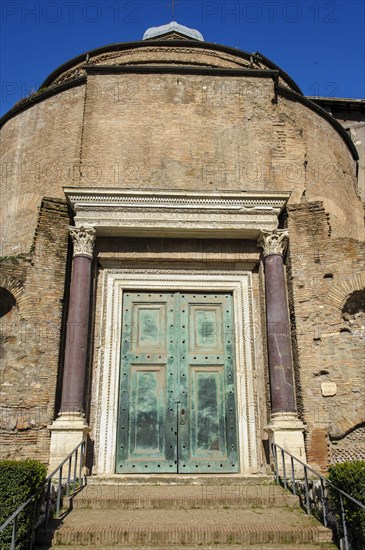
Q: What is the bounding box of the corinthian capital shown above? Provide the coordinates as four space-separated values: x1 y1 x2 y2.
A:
69 226 96 258
258 229 288 257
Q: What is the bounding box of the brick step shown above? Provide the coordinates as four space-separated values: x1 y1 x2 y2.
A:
45 508 333 547
72 484 298 509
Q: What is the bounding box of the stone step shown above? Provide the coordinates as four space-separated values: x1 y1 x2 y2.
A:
47 545 337 550
72 483 298 509
46 507 333 547
86 474 272 485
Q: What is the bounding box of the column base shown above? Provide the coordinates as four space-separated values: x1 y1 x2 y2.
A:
48 412 89 476
265 413 307 476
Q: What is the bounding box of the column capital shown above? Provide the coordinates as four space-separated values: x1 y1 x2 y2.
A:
69 226 96 258
257 229 288 257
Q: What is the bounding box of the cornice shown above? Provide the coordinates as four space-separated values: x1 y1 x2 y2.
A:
64 187 290 239
39 40 302 94
0 77 86 128
84 65 279 79
307 97 365 113
64 187 289 209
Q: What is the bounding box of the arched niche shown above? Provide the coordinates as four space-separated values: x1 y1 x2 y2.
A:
0 287 16 318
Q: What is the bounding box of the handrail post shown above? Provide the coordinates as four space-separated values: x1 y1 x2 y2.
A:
78 441 84 485
304 464 310 515
340 493 349 550
82 440 86 485
290 456 296 495
10 515 17 550
273 444 279 484
56 466 63 517
83 441 86 485
73 448 78 484
320 477 327 527
281 448 287 489
29 496 37 550
78 445 82 481
44 478 51 530
66 456 72 497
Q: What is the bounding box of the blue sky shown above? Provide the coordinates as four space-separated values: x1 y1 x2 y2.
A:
1 0 364 116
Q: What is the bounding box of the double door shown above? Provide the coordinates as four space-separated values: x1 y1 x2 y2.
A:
116 291 239 473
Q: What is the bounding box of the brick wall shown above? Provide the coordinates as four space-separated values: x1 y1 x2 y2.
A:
0 87 85 255
0 198 70 463
286 202 365 470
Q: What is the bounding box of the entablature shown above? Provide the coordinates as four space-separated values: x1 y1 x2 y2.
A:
64 187 290 239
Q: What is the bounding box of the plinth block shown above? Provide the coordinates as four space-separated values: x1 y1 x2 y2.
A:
48 412 89 476
266 413 307 477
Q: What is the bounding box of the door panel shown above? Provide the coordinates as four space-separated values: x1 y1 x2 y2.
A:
191 367 226 455
132 303 166 351
129 366 166 454
116 293 176 473
178 293 239 473
116 291 239 473
189 304 224 352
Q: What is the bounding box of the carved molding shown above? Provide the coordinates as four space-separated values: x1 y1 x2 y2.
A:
64 188 290 238
65 188 288 209
93 268 259 475
69 226 96 258
257 229 288 257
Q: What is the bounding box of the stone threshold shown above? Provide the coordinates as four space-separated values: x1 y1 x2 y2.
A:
49 545 336 550
86 474 273 485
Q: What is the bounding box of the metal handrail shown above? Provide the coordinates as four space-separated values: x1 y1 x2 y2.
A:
0 440 86 550
271 442 365 550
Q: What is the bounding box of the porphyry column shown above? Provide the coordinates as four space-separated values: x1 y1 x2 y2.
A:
60 226 96 413
258 229 296 415
48 226 96 474
258 229 306 466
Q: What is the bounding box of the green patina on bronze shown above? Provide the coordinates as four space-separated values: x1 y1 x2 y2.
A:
116 292 239 473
